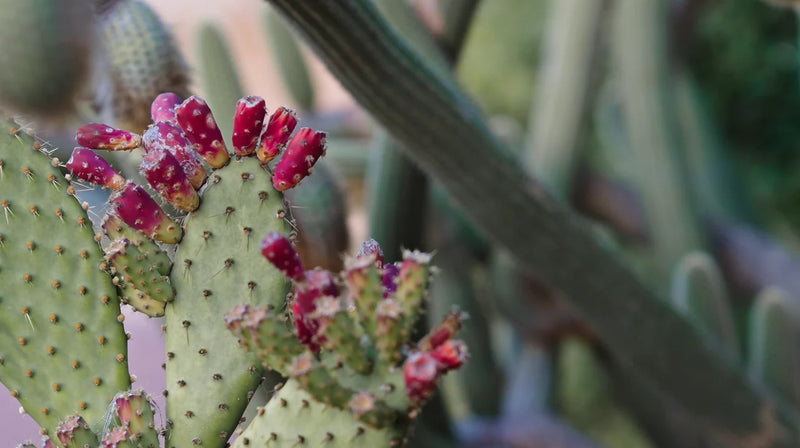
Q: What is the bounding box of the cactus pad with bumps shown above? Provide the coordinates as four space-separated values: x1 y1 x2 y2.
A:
0 119 131 437
165 157 293 447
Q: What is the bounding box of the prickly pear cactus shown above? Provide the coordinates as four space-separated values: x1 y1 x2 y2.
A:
0 118 131 438
227 237 469 447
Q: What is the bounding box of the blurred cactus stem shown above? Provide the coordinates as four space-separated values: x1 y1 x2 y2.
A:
749 288 800 410
264 0 800 443
670 251 740 363
98 0 191 133
524 0 607 197
264 6 315 111
612 0 704 282
0 0 95 116
196 23 245 141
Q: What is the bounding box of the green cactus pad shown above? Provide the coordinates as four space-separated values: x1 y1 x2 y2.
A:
106 238 173 317
232 380 407 448
0 120 130 437
165 157 291 447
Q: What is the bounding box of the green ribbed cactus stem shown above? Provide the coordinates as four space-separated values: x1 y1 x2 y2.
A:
196 23 244 142
557 339 655 448
98 0 191 133
428 243 501 418
263 6 315 111
284 162 349 272
0 118 131 437
612 0 703 282
0 0 94 116
748 288 800 409
670 251 740 363
524 0 607 197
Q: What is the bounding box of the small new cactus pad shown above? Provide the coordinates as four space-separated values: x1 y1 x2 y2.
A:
98 0 191 132
175 96 230 169
151 92 182 123
0 119 130 438
272 128 327 191
227 238 467 447
76 123 142 151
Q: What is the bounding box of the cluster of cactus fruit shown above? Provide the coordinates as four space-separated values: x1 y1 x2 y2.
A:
0 91 467 447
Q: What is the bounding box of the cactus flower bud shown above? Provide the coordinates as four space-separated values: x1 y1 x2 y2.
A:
257 106 297 164
357 238 384 268
111 182 182 244
175 95 230 168
261 232 305 281
150 92 182 123
232 95 267 156
140 148 200 212
66 147 126 190
404 351 440 404
142 122 207 188
272 128 326 191
76 123 141 151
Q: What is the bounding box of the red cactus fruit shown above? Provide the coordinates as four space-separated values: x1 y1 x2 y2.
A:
272 128 327 191
404 351 440 404
142 122 207 188
261 231 305 281
232 95 268 156
150 92 182 123
431 339 468 371
140 148 200 212
175 95 230 168
66 147 125 190
293 269 339 351
357 238 385 268
257 106 297 164
111 182 182 244
76 123 141 151
382 263 399 298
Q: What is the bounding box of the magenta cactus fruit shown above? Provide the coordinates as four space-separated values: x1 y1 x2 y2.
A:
292 268 340 350
257 106 297 164
382 263 399 298
76 123 142 151
404 351 440 404
66 147 126 190
260 231 305 281
150 92 182 123
174 95 230 168
111 182 182 244
142 121 207 188
232 95 268 156
272 127 327 191
140 148 200 212
431 339 468 371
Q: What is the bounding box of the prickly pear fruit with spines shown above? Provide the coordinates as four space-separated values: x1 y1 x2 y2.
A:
111 182 182 243
175 95 230 168
76 123 142 151
66 147 126 191
141 122 207 188
257 107 297 164
0 119 131 438
57 415 99 448
272 128 327 191
98 0 191 132
150 92 182 123
260 231 305 281
227 237 467 447
233 95 268 156
140 148 200 212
